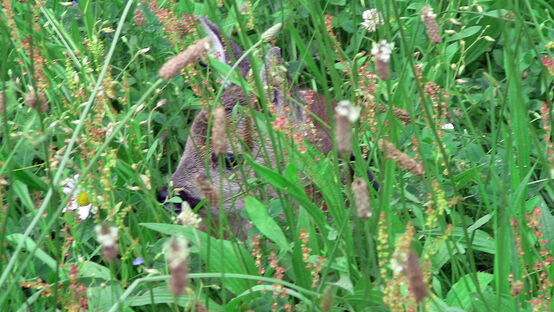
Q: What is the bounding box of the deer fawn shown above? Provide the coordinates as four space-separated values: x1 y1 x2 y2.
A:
158 16 375 235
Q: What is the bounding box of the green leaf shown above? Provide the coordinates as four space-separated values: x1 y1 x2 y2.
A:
228 284 310 310
12 180 34 212
80 261 111 281
446 272 494 308
468 214 492 232
454 165 483 189
446 26 482 42
244 196 289 251
6 234 57 270
244 156 327 233
126 285 192 307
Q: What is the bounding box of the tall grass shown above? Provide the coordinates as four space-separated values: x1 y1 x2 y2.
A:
0 0 553 311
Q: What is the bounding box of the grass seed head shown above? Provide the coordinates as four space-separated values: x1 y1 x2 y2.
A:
510 280 524 297
159 37 210 80
211 106 228 157
371 40 394 80
320 286 334 311
352 177 371 218
166 235 190 297
334 100 359 155
378 139 425 177
405 251 427 302
194 174 219 207
421 5 442 44
261 22 282 42
24 91 49 112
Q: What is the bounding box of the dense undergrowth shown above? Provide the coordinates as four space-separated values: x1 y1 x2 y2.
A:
1 0 554 311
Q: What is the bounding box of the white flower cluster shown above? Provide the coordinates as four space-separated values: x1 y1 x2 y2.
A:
421 5 437 19
95 224 119 247
335 100 361 123
371 40 394 62
176 202 202 228
361 9 383 32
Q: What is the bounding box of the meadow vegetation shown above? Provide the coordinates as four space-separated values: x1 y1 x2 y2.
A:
1 0 553 311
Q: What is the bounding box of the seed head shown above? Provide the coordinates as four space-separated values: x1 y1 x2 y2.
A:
95 223 119 262
159 37 210 80
134 8 145 26
24 91 49 112
261 23 282 42
320 286 334 311
404 251 427 302
211 106 228 157
371 40 394 80
351 178 372 218
166 235 189 297
378 139 424 177
334 100 360 155
510 280 524 297
377 105 412 124
242 115 254 151
194 174 220 207
0 92 4 113
421 5 442 44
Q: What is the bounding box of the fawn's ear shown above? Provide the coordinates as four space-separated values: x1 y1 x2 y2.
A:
198 15 251 78
259 47 305 120
260 47 286 108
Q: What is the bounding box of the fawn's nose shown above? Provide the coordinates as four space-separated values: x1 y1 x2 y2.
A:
157 186 169 203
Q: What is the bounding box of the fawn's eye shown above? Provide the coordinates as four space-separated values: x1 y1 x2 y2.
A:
212 152 241 170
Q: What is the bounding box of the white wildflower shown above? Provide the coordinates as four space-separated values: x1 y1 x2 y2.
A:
176 202 202 228
60 174 97 220
390 251 408 274
440 123 454 130
335 100 361 123
371 40 394 62
361 9 383 32
95 224 119 247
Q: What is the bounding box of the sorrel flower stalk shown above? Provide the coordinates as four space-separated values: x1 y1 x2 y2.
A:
383 222 418 311
134 7 146 26
251 234 266 278
542 55 554 76
268 251 291 311
142 0 196 48
299 228 325 288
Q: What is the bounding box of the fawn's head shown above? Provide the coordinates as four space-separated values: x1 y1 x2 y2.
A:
158 16 334 231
